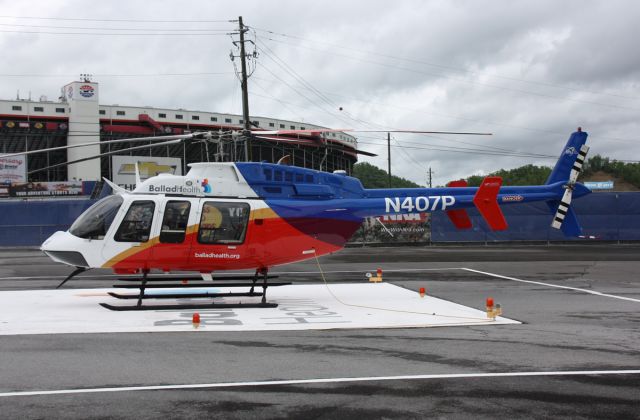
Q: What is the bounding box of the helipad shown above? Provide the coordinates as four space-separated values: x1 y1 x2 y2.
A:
0 283 519 335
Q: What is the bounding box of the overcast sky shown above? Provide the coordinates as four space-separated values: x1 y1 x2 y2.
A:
1 0 639 186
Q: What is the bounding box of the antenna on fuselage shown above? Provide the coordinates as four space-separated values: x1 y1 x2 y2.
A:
102 177 128 195
134 162 142 188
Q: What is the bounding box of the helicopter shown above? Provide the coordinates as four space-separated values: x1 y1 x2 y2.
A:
28 127 590 310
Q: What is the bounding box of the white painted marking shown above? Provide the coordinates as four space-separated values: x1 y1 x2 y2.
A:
463 268 640 303
0 283 518 336
1 370 638 398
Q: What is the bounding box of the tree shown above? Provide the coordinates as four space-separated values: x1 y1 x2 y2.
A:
466 156 640 188
352 162 423 188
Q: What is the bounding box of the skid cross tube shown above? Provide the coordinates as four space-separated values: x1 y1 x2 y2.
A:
100 268 284 311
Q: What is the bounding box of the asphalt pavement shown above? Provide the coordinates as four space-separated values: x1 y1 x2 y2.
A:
0 244 639 419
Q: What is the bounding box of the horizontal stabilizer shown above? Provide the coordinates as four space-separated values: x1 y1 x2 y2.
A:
473 176 507 230
446 179 472 229
447 179 468 188
446 209 473 229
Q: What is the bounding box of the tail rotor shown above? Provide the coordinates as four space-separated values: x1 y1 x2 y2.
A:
549 135 590 233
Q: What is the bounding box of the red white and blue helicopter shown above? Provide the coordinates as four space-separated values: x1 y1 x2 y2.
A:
33 127 589 310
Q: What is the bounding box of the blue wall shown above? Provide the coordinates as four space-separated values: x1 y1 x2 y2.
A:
0 199 95 246
431 192 640 242
1 192 639 246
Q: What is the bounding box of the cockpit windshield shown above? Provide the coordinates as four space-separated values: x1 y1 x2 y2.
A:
69 195 123 240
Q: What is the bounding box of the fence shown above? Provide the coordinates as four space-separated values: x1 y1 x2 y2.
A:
431 192 639 242
0 199 95 246
0 192 638 247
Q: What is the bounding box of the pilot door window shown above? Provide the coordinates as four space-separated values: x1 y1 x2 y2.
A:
159 201 191 244
114 201 155 243
198 202 250 244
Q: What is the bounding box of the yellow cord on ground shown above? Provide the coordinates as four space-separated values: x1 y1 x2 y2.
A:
312 250 491 323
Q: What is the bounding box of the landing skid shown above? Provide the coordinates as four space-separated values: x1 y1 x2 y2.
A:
100 302 278 311
116 274 279 282
107 291 264 300
100 268 283 311
112 281 290 289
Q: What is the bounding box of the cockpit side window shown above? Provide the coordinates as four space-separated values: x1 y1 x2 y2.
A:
198 202 250 244
69 195 123 240
114 200 155 243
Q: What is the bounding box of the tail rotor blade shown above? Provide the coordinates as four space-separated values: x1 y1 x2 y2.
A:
569 144 590 184
551 188 573 230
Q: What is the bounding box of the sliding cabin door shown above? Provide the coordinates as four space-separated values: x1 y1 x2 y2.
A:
150 199 194 271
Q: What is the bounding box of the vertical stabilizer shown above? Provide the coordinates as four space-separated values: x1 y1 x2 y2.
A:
546 128 589 185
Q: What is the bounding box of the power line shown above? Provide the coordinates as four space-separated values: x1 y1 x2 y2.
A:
256 58 359 129
0 23 233 31
251 74 640 145
257 38 374 128
0 15 234 23
259 36 640 113
252 26 640 102
0 72 234 78
358 140 557 159
390 135 429 174
0 30 230 36
255 43 369 129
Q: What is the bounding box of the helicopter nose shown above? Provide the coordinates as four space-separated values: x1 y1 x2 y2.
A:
41 231 90 268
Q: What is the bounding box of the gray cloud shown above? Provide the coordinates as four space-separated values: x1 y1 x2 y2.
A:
1 0 639 185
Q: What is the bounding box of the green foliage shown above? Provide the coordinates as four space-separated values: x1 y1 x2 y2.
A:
353 155 640 190
466 164 552 186
464 156 640 188
352 162 423 188
582 154 640 187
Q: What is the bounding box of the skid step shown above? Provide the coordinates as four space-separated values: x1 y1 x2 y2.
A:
108 291 263 300
100 302 278 311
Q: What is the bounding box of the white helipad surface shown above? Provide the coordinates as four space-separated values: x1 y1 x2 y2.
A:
0 283 519 335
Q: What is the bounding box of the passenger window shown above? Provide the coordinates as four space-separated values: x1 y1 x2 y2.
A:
115 201 155 242
160 201 191 243
198 202 250 244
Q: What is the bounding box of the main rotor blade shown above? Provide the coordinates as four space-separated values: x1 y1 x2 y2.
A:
253 128 492 136
27 138 183 175
1 133 198 159
349 130 493 135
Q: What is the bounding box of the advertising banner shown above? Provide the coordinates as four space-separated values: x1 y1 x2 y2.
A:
584 181 614 190
112 155 182 189
6 181 84 198
0 154 27 185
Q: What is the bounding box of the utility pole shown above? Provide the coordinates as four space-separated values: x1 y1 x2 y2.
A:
428 167 433 188
238 16 251 161
387 132 391 188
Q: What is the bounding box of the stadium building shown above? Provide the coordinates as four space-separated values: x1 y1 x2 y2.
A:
0 79 359 190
